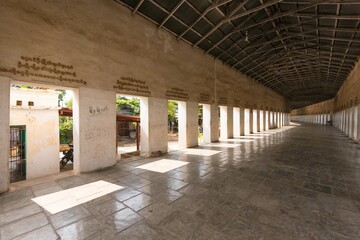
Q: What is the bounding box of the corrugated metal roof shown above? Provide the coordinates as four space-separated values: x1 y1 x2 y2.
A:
115 0 360 109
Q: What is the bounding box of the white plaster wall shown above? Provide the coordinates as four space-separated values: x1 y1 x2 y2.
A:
227 107 233 139
252 110 258 133
265 111 269 130
140 97 168 155
202 104 211 143
244 109 250 135
353 106 358 141
211 104 220 142
75 87 117 172
357 105 360 143
10 109 59 179
220 106 228 140
240 107 245 136
233 107 240 136
178 101 198 148
10 88 59 109
0 77 10 193
0 1 288 111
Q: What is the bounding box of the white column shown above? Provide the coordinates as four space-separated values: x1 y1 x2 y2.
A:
73 87 117 173
178 101 198 148
346 108 350 136
139 97 168 156
265 111 269 130
240 107 245 136
349 107 354 139
357 105 360 143
244 108 250 135
0 77 10 193
252 109 257 133
353 106 358 141
233 107 240 136
220 106 228 140
227 107 233 138
203 104 219 143
259 110 264 131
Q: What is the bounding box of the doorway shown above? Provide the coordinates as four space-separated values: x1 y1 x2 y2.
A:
9 125 26 183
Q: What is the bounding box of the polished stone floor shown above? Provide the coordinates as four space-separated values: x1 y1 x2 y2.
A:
1 123 360 240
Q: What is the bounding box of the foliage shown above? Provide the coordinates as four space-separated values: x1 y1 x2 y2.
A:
56 89 66 107
116 97 140 116
168 100 178 125
65 99 73 108
59 91 73 144
59 116 73 144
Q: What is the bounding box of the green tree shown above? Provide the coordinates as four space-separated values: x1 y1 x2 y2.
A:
116 97 140 116
56 89 66 107
59 116 73 144
65 99 73 108
168 101 178 124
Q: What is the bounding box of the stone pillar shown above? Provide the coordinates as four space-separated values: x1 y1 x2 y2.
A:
220 106 227 139
139 97 168 156
227 106 233 138
250 108 254 133
244 108 250 135
73 87 117 173
263 110 267 130
0 77 10 193
349 107 354 139
203 104 219 143
240 107 245 136
265 111 270 131
257 110 262 132
357 105 360 143
178 101 198 148
233 107 240 136
272 111 276 128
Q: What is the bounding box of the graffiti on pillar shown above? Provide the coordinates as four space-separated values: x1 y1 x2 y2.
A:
85 128 110 141
165 87 189 100
89 105 109 115
218 97 228 105
199 93 210 103
0 56 87 86
113 77 151 96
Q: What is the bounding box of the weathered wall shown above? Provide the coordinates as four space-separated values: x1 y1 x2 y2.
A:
0 0 288 111
291 99 334 116
10 109 60 179
73 87 117 173
9 88 60 179
0 77 10 192
334 60 360 111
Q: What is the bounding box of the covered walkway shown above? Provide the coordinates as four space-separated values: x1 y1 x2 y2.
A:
1 123 360 239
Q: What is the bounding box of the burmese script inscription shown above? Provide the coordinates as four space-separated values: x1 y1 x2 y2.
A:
166 87 189 100
0 56 87 85
113 77 151 96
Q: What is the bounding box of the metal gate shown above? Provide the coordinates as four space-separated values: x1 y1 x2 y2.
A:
9 126 26 183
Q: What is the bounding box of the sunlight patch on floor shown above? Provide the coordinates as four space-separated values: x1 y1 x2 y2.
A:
221 139 254 142
136 159 189 173
203 143 240 148
235 135 264 139
180 148 221 156
32 180 124 214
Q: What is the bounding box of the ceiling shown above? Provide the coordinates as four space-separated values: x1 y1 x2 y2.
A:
114 0 360 109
